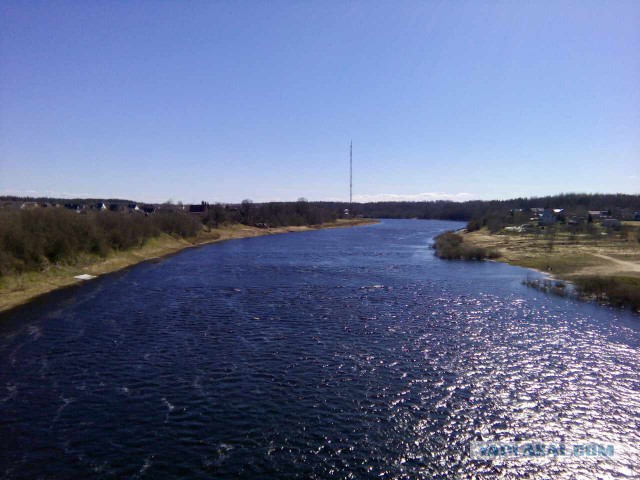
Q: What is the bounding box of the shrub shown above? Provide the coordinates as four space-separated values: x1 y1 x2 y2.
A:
151 212 201 237
433 232 501 260
466 219 482 232
573 276 640 311
0 209 203 277
0 201 344 278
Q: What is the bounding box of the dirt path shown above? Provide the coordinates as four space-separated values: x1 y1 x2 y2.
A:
571 252 640 276
462 229 640 279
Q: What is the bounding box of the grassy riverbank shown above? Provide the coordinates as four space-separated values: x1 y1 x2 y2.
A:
0 218 376 313
459 227 640 311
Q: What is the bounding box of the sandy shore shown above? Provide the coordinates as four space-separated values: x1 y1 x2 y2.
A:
0 218 377 314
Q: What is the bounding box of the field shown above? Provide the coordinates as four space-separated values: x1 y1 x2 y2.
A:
462 225 640 310
463 227 640 277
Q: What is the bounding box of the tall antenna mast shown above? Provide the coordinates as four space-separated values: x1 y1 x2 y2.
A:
349 140 353 204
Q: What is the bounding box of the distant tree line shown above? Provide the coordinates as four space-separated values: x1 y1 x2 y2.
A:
0 199 341 276
0 196 136 204
200 199 339 228
344 193 640 221
2 193 639 276
449 193 640 232
5 193 638 223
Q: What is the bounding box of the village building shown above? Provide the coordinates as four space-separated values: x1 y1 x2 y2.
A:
538 210 556 226
20 202 39 210
64 203 82 213
188 202 208 214
602 218 621 230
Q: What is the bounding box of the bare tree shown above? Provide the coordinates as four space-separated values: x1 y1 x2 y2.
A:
240 199 253 224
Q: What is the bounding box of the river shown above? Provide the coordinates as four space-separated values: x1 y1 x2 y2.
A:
1 219 638 478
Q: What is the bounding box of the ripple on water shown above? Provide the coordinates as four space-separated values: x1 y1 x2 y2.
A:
0 220 638 478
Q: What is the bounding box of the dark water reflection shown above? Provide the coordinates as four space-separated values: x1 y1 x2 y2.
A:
1 220 639 478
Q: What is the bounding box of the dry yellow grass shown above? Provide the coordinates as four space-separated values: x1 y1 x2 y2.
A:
0 218 376 313
463 228 640 279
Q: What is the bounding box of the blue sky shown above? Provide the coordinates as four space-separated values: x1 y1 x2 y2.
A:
1 1 638 203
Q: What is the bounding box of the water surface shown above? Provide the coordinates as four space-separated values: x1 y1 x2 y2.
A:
1 220 639 478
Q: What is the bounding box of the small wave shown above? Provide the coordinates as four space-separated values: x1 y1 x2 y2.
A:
27 325 42 339
161 397 175 411
139 455 153 474
0 384 18 403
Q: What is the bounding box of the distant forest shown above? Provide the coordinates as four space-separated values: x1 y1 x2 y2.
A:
1 193 639 277
0 200 339 276
3 193 640 222
344 193 640 220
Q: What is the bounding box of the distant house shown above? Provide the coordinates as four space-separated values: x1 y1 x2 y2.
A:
64 203 82 213
109 204 124 212
602 218 621 230
634 212 640 221
127 203 140 212
157 204 182 213
530 208 545 214
20 202 39 210
552 208 564 214
188 202 207 214
343 208 350 217
94 202 107 211
141 205 156 214
539 210 556 227
588 211 602 218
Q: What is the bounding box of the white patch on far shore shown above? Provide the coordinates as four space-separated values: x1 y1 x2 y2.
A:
74 274 96 280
